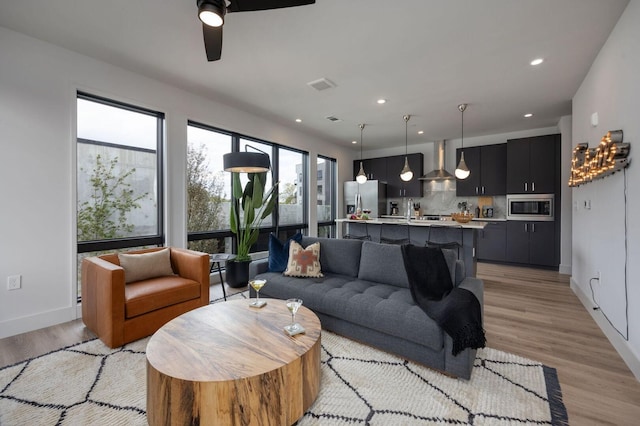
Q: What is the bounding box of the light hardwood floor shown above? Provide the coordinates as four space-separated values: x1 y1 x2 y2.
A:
1 263 639 424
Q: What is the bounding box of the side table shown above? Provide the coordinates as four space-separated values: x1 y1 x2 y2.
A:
209 253 236 301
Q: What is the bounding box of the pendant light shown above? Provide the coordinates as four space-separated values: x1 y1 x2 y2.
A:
455 103 470 180
400 114 413 181
355 123 368 184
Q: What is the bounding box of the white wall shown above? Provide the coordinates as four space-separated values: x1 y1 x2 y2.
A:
571 0 640 379
0 26 353 338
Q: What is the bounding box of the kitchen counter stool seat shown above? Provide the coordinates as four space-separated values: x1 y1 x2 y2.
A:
425 224 463 258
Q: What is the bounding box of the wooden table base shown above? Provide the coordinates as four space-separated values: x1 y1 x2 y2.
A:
146 299 321 425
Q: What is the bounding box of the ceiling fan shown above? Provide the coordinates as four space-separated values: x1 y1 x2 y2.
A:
197 0 316 61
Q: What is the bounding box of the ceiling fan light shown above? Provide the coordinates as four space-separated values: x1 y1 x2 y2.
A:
455 152 470 179
400 157 413 181
198 1 225 27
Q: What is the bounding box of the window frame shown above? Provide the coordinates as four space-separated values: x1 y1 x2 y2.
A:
76 91 165 254
186 121 309 254
317 155 337 237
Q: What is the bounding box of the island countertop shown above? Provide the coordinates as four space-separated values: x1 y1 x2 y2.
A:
335 217 487 229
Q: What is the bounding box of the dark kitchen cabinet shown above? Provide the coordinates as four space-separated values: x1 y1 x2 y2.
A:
506 135 559 194
354 153 423 197
506 221 557 267
387 153 424 198
456 144 507 196
455 147 481 196
477 221 507 262
353 157 387 181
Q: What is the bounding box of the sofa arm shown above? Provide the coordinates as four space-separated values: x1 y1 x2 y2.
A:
249 258 269 279
458 277 484 320
81 256 126 347
169 248 210 304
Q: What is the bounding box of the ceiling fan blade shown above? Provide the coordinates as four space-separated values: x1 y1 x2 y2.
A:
228 0 315 13
202 24 223 61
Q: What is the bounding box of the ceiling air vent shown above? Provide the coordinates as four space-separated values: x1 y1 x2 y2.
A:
307 78 336 91
325 116 341 122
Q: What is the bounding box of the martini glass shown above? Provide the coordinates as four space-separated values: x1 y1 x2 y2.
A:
285 298 303 334
249 279 267 308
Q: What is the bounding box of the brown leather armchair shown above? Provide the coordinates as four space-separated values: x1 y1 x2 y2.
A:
81 247 210 348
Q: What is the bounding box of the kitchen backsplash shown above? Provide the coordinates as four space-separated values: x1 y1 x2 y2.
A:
387 192 506 219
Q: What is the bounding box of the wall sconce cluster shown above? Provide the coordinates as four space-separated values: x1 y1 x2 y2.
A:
568 130 630 187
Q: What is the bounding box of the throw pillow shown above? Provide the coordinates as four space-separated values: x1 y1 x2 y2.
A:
284 241 323 278
268 232 303 272
118 248 175 284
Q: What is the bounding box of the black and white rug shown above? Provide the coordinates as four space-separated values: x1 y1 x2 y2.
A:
1 292 567 425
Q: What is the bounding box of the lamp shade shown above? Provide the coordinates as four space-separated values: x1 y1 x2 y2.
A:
223 152 270 173
355 161 367 184
400 157 413 181
455 152 470 179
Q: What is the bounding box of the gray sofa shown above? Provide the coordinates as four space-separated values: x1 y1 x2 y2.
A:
249 236 483 379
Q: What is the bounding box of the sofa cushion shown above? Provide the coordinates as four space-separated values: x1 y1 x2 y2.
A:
301 236 363 277
268 232 302 272
357 241 409 288
118 248 174 284
124 275 201 318
284 241 323 277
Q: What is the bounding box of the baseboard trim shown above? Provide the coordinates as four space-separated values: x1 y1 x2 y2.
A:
558 263 571 275
571 277 640 381
0 307 77 339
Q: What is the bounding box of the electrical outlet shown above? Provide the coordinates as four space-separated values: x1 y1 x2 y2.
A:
597 271 602 283
7 275 21 290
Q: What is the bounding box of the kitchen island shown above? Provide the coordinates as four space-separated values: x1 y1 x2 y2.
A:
335 217 487 277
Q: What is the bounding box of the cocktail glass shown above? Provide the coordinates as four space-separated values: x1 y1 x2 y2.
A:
249 279 267 308
284 298 303 334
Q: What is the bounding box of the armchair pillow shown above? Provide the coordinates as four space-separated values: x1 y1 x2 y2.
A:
284 241 323 278
118 248 175 284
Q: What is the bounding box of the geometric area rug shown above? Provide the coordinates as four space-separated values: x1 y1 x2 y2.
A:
0 331 568 425
0 330 568 426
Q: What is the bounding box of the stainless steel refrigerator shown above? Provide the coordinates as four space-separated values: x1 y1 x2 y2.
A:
344 180 387 218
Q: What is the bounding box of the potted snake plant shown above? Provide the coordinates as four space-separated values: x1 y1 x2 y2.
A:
226 171 278 287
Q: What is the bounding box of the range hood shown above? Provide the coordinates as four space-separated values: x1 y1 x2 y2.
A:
419 140 455 180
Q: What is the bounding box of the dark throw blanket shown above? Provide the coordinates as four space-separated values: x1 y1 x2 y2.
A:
401 244 486 356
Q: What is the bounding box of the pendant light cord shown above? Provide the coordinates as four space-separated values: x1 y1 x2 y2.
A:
461 107 464 149
405 116 408 155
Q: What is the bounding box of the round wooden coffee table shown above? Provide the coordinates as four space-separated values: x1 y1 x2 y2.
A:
146 298 321 426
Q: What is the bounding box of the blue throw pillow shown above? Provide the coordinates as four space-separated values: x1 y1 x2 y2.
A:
268 232 303 272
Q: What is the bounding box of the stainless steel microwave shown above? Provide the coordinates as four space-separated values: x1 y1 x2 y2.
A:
506 194 554 221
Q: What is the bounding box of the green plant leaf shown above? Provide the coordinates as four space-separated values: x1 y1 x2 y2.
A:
252 173 264 206
244 195 255 225
232 173 243 199
230 200 237 234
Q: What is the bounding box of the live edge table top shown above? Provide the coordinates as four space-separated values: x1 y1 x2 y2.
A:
146 298 322 426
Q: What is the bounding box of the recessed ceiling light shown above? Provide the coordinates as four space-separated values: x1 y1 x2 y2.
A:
377 99 387 105
418 130 424 135
530 58 544 66
524 113 534 118
351 140 357 144
295 118 302 123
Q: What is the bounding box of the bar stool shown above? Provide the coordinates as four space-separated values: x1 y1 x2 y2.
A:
380 223 411 245
209 253 236 301
344 221 371 241
425 225 463 258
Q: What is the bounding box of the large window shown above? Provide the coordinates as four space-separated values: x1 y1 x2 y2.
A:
76 92 164 298
187 122 309 255
187 123 232 254
277 146 306 226
317 155 336 237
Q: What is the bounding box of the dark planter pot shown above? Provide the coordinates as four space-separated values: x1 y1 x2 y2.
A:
226 260 250 288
